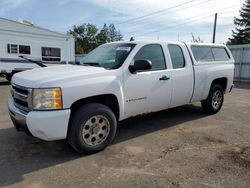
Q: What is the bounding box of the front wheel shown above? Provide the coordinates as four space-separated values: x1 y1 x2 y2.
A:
67 103 117 154
201 84 224 115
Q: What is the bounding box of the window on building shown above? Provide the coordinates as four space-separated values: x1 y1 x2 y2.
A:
7 44 31 54
19 45 31 54
7 44 18 54
41 47 61 62
134 44 166 71
168 44 185 69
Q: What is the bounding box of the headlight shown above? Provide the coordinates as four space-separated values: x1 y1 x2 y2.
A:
33 88 62 110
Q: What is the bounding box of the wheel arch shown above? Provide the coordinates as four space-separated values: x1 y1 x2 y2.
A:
211 77 228 93
69 94 120 121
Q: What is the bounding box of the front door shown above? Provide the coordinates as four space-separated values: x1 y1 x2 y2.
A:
123 44 172 117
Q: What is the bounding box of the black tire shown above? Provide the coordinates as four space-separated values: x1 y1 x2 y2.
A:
201 84 224 115
5 73 13 83
67 103 117 154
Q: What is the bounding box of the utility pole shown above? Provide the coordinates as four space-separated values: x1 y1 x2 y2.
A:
212 13 218 43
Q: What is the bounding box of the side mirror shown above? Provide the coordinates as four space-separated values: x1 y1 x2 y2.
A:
129 59 152 73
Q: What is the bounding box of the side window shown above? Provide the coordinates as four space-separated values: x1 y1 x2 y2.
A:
19 45 30 54
212 47 230 61
7 44 31 54
7 44 18 54
191 46 214 61
134 44 166 70
41 47 61 62
168 44 185 69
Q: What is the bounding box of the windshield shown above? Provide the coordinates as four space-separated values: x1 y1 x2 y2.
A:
80 43 136 69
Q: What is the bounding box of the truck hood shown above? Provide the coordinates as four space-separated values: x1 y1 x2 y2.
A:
12 65 111 88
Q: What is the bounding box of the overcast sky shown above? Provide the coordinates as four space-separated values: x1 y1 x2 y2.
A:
0 0 245 43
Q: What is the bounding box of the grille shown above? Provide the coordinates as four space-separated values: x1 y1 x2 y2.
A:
12 85 28 95
11 84 32 112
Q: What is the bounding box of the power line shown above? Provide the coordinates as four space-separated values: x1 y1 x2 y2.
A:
141 12 237 36
124 3 242 36
219 10 239 15
128 4 241 34
117 0 201 25
124 14 213 35
144 14 215 35
153 0 210 18
122 0 212 27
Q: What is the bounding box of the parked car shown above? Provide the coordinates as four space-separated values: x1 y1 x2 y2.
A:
8 41 234 153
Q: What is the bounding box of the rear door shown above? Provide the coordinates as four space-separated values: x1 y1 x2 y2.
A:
167 44 194 108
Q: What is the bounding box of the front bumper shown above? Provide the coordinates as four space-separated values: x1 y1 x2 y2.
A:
8 97 31 135
8 97 71 141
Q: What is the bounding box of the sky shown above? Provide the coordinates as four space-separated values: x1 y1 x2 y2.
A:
0 0 245 43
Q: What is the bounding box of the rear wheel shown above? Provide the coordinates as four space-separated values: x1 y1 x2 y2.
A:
67 103 117 154
201 84 224 114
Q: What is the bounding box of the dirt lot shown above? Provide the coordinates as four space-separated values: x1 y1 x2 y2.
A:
0 77 250 188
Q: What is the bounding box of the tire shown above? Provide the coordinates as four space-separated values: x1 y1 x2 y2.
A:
67 103 117 154
6 73 13 83
201 84 224 115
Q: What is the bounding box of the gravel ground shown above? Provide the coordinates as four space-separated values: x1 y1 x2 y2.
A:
0 77 250 188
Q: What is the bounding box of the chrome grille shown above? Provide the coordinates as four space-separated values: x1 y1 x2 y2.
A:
11 84 32 112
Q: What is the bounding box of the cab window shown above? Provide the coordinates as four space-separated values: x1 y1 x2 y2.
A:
134 44 166 71
168 44 185 69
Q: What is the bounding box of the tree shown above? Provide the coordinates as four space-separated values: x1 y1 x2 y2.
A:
106 24 123 42
96 24 108 44
228 0 250 44
115 30 123 41
68 23 99 54
69 23 123 54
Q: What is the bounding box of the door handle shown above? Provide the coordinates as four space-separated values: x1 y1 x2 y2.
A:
159 75 170 81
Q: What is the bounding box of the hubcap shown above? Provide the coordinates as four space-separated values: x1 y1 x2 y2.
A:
82 115 110 146
212 90 222 110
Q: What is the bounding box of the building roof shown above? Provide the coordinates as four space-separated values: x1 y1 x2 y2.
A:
0 17 71 38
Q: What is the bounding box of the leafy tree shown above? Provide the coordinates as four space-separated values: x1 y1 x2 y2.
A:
96 24 108 44
228 0 250 44
115 30 123 41
69 23 123 54
68 23 98 54
107 24 123 42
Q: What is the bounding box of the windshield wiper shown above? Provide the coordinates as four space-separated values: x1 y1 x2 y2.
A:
82 62 101 67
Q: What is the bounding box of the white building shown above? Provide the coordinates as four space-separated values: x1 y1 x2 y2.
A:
0 17 75 81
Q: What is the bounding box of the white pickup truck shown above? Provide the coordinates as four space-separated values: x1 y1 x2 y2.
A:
8 41 234 153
